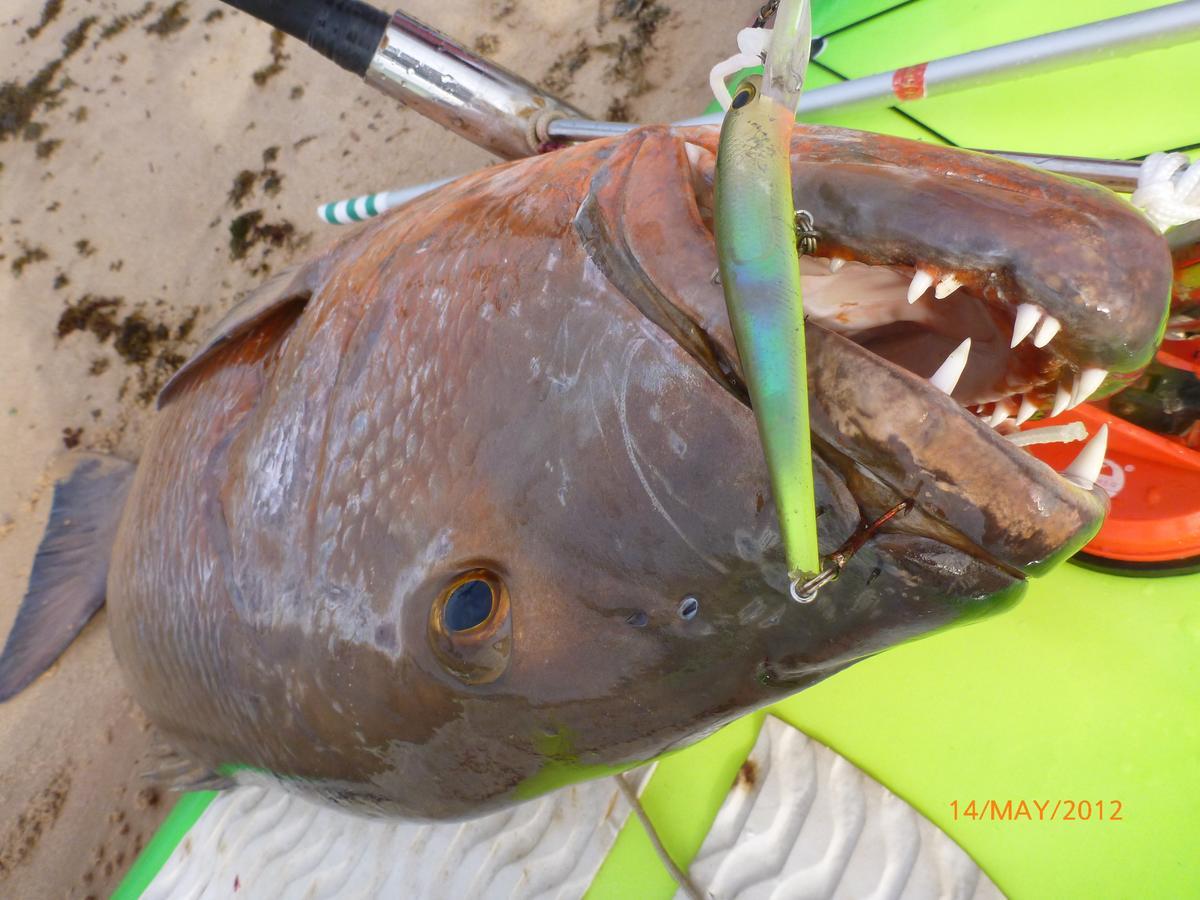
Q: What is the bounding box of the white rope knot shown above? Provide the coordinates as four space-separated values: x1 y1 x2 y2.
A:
1132 151 1200 232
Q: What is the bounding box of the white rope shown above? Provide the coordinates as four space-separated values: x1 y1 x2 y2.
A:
1131 151 1200 232
709 27 770 110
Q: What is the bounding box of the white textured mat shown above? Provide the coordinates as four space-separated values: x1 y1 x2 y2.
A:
147 718 1001 899
682 718 1003 900
146 765 654 900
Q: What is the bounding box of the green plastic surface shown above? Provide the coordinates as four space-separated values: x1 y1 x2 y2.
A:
779 566 1200 898
111 790 216 899
816 0 1200 156
811 0 913 37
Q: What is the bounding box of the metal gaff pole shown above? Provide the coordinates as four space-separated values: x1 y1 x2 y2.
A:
363 11 587 159
220 0 586 159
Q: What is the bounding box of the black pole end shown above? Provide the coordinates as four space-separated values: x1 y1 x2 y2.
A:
221 0 389 77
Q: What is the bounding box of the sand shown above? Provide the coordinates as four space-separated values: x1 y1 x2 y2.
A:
0 0 741 895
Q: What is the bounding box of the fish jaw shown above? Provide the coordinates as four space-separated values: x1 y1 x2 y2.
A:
792 128 1169 373
682 124 1173 417
804 324 1108 578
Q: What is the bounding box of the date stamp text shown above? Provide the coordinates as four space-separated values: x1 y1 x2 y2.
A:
949 800 1123 822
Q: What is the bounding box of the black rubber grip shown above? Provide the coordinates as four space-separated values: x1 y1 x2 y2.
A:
222 0 389 77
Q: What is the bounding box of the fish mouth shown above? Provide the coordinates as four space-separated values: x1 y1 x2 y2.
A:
584 125 1174 577
696 127 1173 424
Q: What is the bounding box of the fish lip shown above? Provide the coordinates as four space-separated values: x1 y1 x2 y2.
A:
783 129 1173 378
803 323 1109 578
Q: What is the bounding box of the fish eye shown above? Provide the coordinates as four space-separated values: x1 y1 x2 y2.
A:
730 81 756 109
677 595 700 620
429 569 511 685
443 579 495 632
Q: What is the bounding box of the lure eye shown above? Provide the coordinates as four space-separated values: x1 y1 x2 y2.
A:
429 569 511 684
443 579 494 632
730 81 757 109
678 595 700 620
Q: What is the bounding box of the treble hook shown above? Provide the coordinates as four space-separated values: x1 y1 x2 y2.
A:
794 208 818 256
754 0 781 28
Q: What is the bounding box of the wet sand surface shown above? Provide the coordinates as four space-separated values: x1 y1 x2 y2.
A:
0 0 740 895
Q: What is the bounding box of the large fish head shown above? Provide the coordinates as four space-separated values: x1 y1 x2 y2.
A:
372 126 1169 813
102 125 1170 820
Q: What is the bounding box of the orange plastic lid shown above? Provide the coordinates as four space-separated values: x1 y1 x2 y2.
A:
1162 338 1200 368
1024 348 1200 569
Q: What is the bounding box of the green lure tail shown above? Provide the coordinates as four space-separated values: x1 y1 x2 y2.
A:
714 74 819 582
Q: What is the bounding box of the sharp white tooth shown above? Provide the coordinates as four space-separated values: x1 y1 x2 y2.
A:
934 274 962 299
828 257 846 272
1032 315 1061 348
929 338 971 395
1015 394 1038 425
987 399 1014 427
1010 303 1042 348
1070 367 1107 408
1062 424 1108 490
1050 381 1071 417
907 268 934 304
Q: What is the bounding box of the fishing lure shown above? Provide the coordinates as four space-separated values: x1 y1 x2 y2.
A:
713 0 820 593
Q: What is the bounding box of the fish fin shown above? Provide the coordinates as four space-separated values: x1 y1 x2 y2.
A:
172 772 239 792
0 453 136 702
157 262 317 408
142 741 237 792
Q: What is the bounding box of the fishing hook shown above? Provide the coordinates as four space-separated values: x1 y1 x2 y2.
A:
789 499 914 603
753 0 781 29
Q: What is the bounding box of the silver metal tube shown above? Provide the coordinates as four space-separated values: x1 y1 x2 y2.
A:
545 118 1146 191
365 11 587 159
549 120 633 141
547 118 633 141
890 0 1200 109
974 151 1143 192
359 5 1170 187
